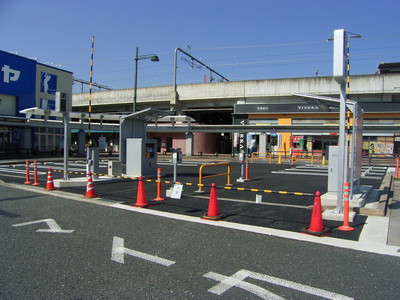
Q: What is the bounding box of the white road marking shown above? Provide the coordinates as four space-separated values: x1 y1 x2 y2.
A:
0 167 46 175
111 236 175 266
204 269 353 299
12 218 74 233
110 203 400 257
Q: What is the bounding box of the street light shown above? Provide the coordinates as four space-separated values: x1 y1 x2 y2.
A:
133 47 159 112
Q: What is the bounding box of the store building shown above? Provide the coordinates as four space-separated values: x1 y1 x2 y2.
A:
0 50 73 158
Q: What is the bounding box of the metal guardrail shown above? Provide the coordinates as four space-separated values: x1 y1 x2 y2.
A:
197 163 231 192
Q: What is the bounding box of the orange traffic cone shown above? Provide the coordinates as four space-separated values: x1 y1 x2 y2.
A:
45 167 57 191
134 176 150 207
84 171 99 198
201 183 224 221
24 160 32 184
302 191 329 236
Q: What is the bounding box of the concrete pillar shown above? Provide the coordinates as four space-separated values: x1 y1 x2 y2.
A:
278 117 292 157
20 128 32 156
259 133 267 157
185 132 194 156
77 129 86 156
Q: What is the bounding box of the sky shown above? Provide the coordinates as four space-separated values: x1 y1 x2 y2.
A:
1 0 400 94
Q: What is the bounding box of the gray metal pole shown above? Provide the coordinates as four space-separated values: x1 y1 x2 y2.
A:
174 48 178 94
133 47 139 112
63 100 70 180
335 83 347 213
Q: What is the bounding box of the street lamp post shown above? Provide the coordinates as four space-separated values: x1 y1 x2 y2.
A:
133 47 159 112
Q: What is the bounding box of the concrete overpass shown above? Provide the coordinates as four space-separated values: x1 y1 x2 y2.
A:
71 74 400 155
72 74 400 115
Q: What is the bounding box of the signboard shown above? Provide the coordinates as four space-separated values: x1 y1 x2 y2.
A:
333 29 347 84
171 184 183 199
234 103 337 114
292 135 304 143
40 71 57 94
0 51 36 115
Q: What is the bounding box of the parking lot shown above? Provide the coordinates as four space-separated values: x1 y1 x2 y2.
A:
0 156 388 241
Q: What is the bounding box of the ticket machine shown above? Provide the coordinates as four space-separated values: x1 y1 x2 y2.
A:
126 138 157 177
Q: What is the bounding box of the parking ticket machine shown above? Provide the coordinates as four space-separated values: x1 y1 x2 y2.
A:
126 138 157 177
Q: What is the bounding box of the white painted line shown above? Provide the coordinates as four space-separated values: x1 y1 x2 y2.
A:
271 171 327 176
204 269 354 299
110 203 400 257
190 194 309 209
12 218 74 233
111 236 175 266
0 167 46 175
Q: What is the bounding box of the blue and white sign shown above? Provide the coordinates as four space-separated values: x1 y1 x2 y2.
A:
40 98 56 110
40 72 57 94
0 51 36 115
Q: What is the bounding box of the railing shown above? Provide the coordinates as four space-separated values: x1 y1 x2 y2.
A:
197 163 231 192
250 152 272 163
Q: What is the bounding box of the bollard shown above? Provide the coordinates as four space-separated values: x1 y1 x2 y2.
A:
245 160 250 181
154 168 165 201
24 160 32 184
395 157 399 180
32 161 40 186
338 182 354 231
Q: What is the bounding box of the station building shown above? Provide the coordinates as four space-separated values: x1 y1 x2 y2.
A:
0 50 73 158
72 66 400 157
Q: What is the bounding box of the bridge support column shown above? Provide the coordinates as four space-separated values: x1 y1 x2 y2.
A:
259 133 267 158
185 132 194 156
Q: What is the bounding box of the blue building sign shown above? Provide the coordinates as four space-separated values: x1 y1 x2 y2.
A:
0 51 36 115
40 71 57 95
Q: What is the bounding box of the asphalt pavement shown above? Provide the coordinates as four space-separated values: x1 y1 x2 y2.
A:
2 182 400 299
0 154 397 246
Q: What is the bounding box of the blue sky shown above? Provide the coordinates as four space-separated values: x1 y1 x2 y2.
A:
1 0 399 93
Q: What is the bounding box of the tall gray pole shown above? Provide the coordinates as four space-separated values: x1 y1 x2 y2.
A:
335 83 347 213
133 47 139 112
63 94 71 180
332 29 350 213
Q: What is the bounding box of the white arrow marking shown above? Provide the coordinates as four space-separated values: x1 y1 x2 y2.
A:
111 236 175 266
12 218 74 233
204 269 354 299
